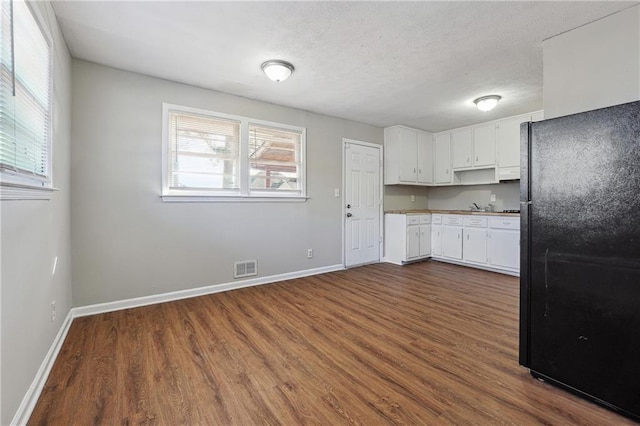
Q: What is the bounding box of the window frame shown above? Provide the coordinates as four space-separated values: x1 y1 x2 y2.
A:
0 0 54 200
161 103 307 202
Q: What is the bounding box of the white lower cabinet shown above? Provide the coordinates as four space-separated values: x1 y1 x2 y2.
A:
407 225 420 259
441 215 463 260
431 214 442 256
419 224 431 257
487 216 520 273
463 216 488 265
384 214 431 264
385 212 519 275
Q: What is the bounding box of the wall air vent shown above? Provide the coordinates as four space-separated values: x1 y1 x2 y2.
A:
234 260 257 278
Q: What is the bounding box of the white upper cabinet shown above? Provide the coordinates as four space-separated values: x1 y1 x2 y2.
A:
417 131 433 184
452 128 473 169
453 125 495 169
384 126 433 185
473 123 496 167
496 111 542 180
434 132 451 184
496 116 525 169
398 127 418 182
383 110 542 187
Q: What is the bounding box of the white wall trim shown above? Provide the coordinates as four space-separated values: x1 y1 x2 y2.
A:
11 264 344 424
73 264 344 317
11 310 74 426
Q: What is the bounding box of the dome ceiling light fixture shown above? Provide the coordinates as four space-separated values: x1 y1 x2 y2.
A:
474 95 502 112
261 60 295 83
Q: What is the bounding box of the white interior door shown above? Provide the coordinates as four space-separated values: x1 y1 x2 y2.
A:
344 141 382 267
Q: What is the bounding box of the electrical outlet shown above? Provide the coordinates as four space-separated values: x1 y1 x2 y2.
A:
51 301 56 322
334 188 340 198
490 194 496 202
307 249 313 258
411 195 416 202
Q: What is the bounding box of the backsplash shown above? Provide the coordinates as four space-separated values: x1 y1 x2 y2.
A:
425 182 520 211
383 185 428 210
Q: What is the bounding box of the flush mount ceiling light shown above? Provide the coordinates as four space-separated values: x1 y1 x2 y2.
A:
474 95 502 112
261 60 294 83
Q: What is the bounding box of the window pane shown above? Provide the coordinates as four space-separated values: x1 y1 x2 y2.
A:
168 111 240 190
0 0 51 180
249 124 301 191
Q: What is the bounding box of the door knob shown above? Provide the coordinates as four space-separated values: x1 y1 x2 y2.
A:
346 213 353 218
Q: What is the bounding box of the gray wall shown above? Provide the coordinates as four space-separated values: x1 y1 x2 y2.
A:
383 185 428 210
426 182 520 211
0 2 72 424
71 60 384 306
543 5 640 118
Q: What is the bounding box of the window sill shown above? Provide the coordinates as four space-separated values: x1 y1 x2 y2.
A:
0 183 57 200
161 194 308 203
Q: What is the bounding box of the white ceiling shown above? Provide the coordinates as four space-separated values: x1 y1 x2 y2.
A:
51 1 636 132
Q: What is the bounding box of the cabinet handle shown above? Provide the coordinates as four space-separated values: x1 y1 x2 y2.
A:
466 234 469 240
414 168 417 173
446 169 449 174
476 155 479 162
419 169 422 173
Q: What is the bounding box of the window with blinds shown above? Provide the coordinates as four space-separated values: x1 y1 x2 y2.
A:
0 0 52 188
249 124 301 192
162 104 306 200
167 111 240 191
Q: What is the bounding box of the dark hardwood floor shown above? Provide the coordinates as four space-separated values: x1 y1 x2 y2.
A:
29 261 635 425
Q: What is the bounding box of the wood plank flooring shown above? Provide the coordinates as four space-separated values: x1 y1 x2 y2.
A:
29 261 636 425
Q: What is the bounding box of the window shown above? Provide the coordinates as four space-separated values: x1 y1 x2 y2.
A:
0 0 52 194
162 104 306 201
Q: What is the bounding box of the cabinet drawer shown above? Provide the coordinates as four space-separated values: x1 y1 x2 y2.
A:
406 215 420 225
489 216 520 230
419 214 431 224
443 215 463 226
464 216 488 228
432 214 442 224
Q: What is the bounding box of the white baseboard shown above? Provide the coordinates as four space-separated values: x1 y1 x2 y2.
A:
11 310 74 426
72 264 345 318
12 263 345 424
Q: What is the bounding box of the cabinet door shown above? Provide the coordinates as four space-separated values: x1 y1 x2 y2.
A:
431 225 442 256
463 227 488 264
496 116 528 168
473 124 496 167
434 133 451 184
419 224 431 256
488 229 520 270
407 225 420 259
417 131 433 184
399 127 418 182
442 226 462 259
452 128 473 169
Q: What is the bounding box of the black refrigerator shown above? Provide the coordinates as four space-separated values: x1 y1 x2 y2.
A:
520 100 640 421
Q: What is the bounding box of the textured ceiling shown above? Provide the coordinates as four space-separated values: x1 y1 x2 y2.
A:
51 1 636 132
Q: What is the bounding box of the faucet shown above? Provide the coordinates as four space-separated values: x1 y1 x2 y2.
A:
469 202 495 212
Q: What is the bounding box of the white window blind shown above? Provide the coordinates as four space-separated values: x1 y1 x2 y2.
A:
162 103 306 201
249 124 301 192
0 0 52 186
167 110 240 191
